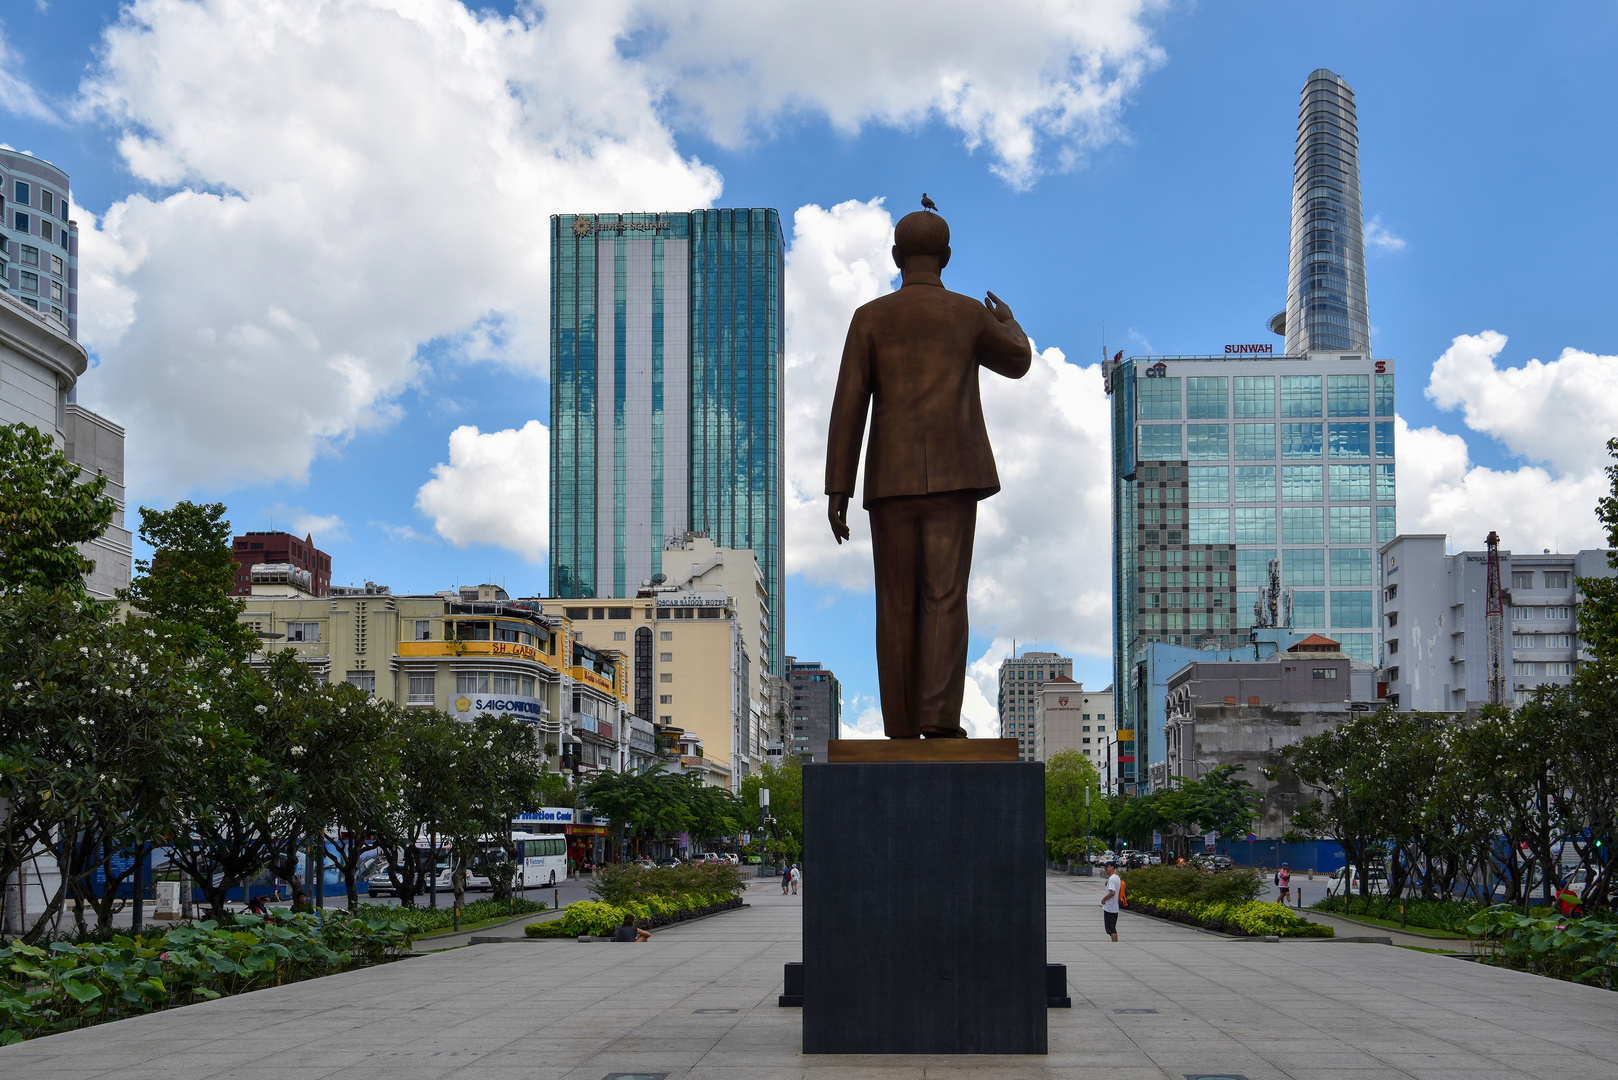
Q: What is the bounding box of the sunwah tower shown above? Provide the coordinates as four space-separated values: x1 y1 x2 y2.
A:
549 210 785 676
1105 70 1394 786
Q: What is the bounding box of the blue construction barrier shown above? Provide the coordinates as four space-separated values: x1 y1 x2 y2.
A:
1214 837 1344 874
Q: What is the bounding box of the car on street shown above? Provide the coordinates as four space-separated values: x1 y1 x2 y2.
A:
1324 865 1387 897
657 858 681 868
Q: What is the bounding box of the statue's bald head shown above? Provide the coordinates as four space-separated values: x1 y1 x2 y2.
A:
893 211 951 274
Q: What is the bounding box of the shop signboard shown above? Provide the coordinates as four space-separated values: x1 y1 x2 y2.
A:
513 806 575 826
452 693 546 723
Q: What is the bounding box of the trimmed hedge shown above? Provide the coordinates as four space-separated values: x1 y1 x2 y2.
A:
1129 895 1333 937
1310 894 1484 935
525 895 743 938
1 911 412 1043
1123 866 1332 938
353 898 548 934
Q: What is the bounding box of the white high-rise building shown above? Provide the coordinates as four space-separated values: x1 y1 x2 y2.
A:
1379 535 1613 711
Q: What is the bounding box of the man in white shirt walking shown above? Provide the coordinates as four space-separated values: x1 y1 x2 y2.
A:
1100 861 1122 941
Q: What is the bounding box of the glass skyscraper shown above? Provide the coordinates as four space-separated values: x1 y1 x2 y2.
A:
550 209 785 676
1106 69 1393 791
1283 69 1370 356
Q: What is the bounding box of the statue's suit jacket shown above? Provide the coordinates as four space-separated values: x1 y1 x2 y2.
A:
825 273 1032 506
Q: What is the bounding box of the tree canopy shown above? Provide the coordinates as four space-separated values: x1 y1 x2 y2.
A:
0 422 114 593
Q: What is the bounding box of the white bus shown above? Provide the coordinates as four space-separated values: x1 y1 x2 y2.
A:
513 832 568 888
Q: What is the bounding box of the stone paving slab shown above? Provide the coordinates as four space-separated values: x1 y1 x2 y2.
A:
5 874 1617 1079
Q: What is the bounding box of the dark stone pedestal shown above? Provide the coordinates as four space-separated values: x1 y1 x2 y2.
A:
802 761 1046 1055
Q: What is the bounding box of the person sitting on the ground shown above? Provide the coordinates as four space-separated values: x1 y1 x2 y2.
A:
612 913 651 942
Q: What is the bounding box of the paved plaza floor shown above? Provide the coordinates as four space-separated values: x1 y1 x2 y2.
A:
4 873 1616 1079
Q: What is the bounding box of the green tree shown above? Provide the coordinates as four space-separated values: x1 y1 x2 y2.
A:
1044 750 1105 861
123 501 258 658
740 755 803 866
0 422 114 592
368 709 461 907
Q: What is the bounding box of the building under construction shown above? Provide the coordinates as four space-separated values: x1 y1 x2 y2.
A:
1378 534 1614 711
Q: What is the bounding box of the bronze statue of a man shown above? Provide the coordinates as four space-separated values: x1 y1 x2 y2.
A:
825 210 1031 739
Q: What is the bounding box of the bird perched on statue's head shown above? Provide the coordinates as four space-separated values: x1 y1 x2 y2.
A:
920 192 938 213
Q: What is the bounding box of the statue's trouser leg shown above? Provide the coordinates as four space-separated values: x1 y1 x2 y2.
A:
870 492 977 737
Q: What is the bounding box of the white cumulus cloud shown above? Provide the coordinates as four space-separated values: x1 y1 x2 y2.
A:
416 421 549 564
629 0 1167 187
0 31 54 123
1363 214 1405 253
63 0 1168 499
1426 331 1618 476
1399 329 1618 553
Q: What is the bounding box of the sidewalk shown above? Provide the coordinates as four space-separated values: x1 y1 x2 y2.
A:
7 873 1617 1079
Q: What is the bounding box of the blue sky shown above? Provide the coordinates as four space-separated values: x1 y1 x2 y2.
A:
5 1 1616 733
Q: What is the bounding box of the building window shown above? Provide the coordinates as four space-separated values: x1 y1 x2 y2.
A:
39 190 52 214
521 676 534 696
1186 377 1228 418
1312 667 1339 679
1327 374 1370 417
1332 591 1374 628
1330 505 1372 544
413 619 431 640
1545 635 1572 649
1190 508 1229 544
457 671 490 693
1189 466 1228 502
13 181 28 205
346 670 376 694
1511 606 1535 621
659 694 672 704
1511 571 1534 590
1280 375 1322 417
1292 591 1325 627
1327 423 1371 459
492 673 519 694
1545 662 1575 676
659 673 672 683
1137 377 1181 419
659 630 672 640
1513 662 1535 677
49 280 63 301
1377 506 1396 544
1237 550 1275 587
1329 463 1371 501
40 221 52 243
1234 465 1275 502
1545 606 1571 620
613 631 627 640
1284 549 1325 587
1388 639 1399 653
1282 464 1323 501
13 212 27 233
20 271 38 292
1375 372 1395 416
1232 423 1275 460
1282 506 1324 544
1544 572 1570 589
659 652 673 662
1234 506 1276 543
566 607 589 620
1187 424 1228 459
1233 376 1274 417
1332 548 1374 586
1375 421 1395 458
408 673 435 703
1281 423 1323 459
1138 425 1182 459
50 253 63 275
285 621 320 643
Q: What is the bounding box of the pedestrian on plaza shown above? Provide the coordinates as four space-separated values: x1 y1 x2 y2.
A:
790 863 801 895
1100 861 1122 941
612 913 651 942
1275 863 1291 904
781 865 791 895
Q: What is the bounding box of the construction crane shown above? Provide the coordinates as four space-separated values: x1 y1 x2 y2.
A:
1486 531 1506 706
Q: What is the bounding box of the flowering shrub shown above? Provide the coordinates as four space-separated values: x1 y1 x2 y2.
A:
0 911 412 1043
590 863 745 906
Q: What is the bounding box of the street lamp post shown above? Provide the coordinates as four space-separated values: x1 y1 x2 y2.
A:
759 787 770 878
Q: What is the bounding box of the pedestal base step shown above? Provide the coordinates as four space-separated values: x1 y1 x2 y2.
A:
781 962 1068 1009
